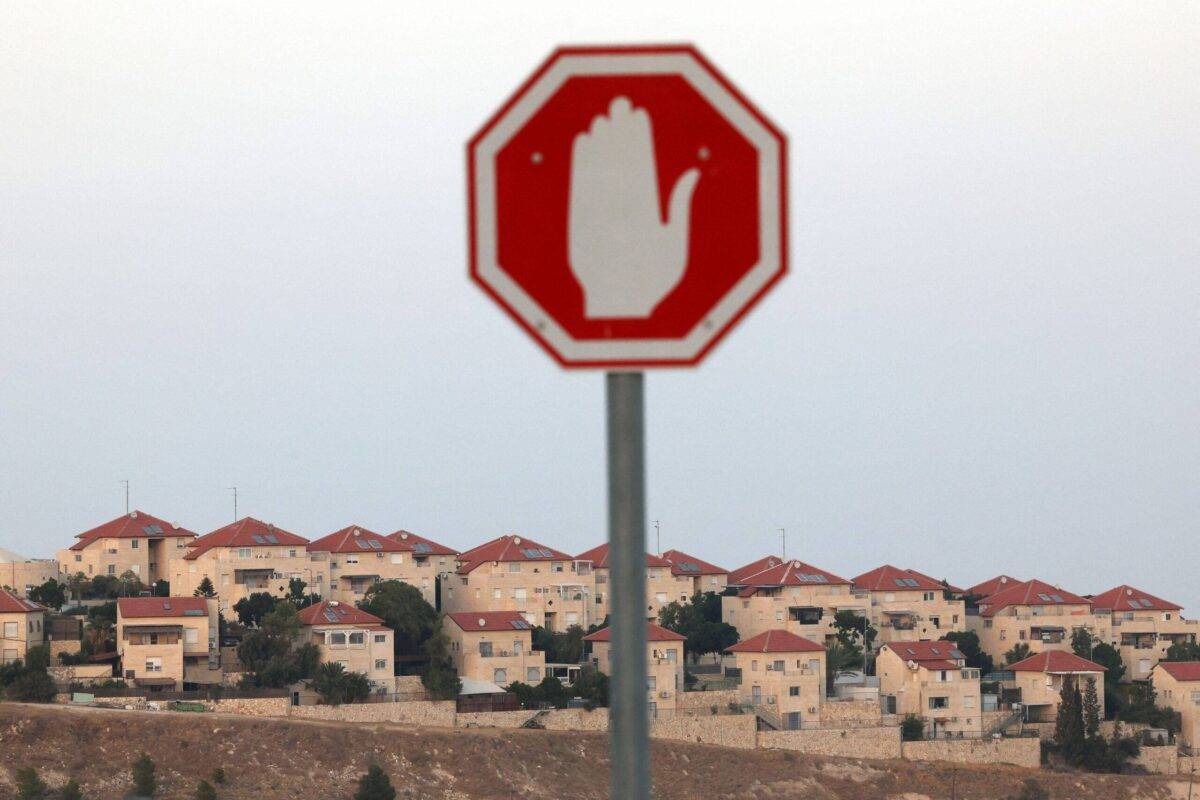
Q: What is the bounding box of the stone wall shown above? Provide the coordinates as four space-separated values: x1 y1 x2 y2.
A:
759 727 902 760
676 689 740 714
1131 745 1178 775
207 697 289 717
819 698 885 728
456 708 609 731
902 737 1040 769
287 700 456 727
650 714 757 750
1177 754 1200 776
1025 719 1149 741
48 664 112 686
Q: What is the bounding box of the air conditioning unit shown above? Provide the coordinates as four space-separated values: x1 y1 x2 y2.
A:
659 691 670 699
767 697 776 704
808 707 817 714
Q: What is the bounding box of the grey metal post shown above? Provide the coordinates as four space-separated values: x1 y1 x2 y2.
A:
606 371 649 800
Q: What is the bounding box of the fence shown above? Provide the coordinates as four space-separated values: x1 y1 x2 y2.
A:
456 693 521 713
79 686 289 701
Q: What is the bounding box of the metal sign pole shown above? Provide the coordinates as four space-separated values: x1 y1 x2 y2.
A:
606 371 650 800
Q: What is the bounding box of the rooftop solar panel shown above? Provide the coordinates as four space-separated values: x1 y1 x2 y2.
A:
265 534 279 544
413 543 432 553
143 524 163 535
368 540 383 550
251 534 266 544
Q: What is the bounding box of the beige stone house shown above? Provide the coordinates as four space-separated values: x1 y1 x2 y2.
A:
307 525 440 607
168 518 327 612
727 629 826 730
443 535 593 632
1 588 46 665
724 558 866 645
0 549 60 598
388 530 459 588
443 610 544 688
58 510 195 586
853 565 965 645
965 574 1022 600
661 549 728 600
576 542 676 624
1005 650 1106 723
1150 661 1200 749
1090 585 1197 682
116 596 219 690
969 579 1099 664
584 622 685 718
877 640 982 738
297 600 395 694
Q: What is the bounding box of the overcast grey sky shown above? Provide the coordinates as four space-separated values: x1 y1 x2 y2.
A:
1 3 1197 607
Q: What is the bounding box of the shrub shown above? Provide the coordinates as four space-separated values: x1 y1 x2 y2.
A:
353 765 396 800
1010 778 1048 800
900 713 925 741
211 767 226 785
60 778 83 800
194 779 217 800
131 753 156 797
15 766 47 799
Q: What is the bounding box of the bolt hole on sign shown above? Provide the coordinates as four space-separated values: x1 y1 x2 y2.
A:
468 45 788 368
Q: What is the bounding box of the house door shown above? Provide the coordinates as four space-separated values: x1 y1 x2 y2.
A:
786 712 801 730
291 691 300 707
751 685 761 704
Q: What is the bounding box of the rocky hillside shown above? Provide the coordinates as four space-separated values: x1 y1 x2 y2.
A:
0 704 1193 799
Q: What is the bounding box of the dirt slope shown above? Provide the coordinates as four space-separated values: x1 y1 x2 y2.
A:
0 704 1193 799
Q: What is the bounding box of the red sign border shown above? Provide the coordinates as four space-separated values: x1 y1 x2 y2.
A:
467 44 788 369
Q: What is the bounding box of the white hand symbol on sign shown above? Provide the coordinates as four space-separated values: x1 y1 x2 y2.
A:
568 96 700 319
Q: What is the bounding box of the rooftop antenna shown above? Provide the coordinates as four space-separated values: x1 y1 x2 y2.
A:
120 480 130 514
228 486 238 522
779 527 786 560
653 519 660 556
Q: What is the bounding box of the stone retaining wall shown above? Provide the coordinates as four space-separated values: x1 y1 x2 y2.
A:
1132 745 1179 775
759 727 902 760
207 697 289 717
650 714 757 749
902 737 1040 768
677 689 740 714
455 708 609 731
287 700 456 727
819 699 884 728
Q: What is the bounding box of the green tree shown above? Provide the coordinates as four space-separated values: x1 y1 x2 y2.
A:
151 579 170 597
833 609 877 650
28 578 66 610
15 766 47 799
194 577 216 598
60 778 83 800
1054 676 1085 764
310 662 371 705
900 713 924 741
131 753 156 797
236 601 312 688
1164 641 1200 662
353 765 396 800
532 624 588 664
286 577 319 607
419 627 461 700
66 572 90 601
194 780 217 800
572 665 609 710
3 645 56 703
1004 643 1032 665
1082 676 1101 739
657 593 739 661
535 675 572 709
117 570 145 597
944 631 994 675
359 580 438 658
232 592 277 627
824 640 864 694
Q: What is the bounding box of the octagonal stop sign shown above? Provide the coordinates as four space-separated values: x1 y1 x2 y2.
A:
468 45 787 368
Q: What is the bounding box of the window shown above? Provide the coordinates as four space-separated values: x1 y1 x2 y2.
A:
1190 691 1200 706
375 659 388 671
923 591 934 601
526 667 540 682
772 660 785 671
1018 630 1026 640
185 628 198 644
479 642 494 657
238 548 251 558
74 554 81 562
131 539 140 549
1139 659 1151 674
647 676 656 691
963 695 976 709
329 632 346 645
145 658 162 673
751 660 758 672
107 565 116 575
374 634 387 644
288 549 297 558
3 622 16 638
999 629 1007 640
346 556 359 565
513 588 527 601
349 632 364 645
221 573 230 586
929 697 949 710
493 668 507 684
789 686 800 697
390 553 403 565
492 588 502 600
807 659 820 673
508 563 521 573
665 649 677 663
938 670 948 682
929 616 940 629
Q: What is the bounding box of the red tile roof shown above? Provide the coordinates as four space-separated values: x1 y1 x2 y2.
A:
978 579 1091 617
575 543 672 570
726 630 825 654
184 518 308 560
388 530 459 557
966 575 1021 598
728 556 785 585
1008 650 1106 674
883 640 965 668
660 550 727 577
905 568 964 595
297 600 383 627
455 534 573 574
69 510 195 551
728 558 851 588
853 565 952 593
1089 585 1182 613
307 525 406 554
1157 662 1200 682
0 588 45 614
117 597 210 619
583 623 686 643
445 611 535 633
